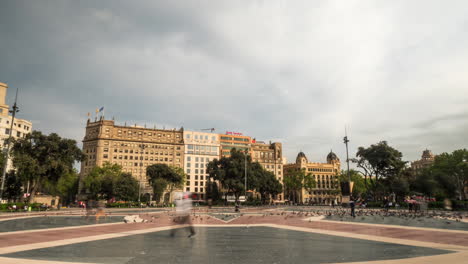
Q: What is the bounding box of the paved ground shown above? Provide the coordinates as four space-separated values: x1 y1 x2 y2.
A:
0 207 466 264
0 216 124 233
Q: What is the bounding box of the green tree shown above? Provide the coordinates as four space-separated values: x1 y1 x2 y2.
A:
303 173 316 201
254 168 283 204
207 149 255 203
146 164 185 204
283 168 305 203
353 141 406 199
114 173 139 201
1 172 22 201
431 149 468 200
339 169 366 197
412 167 443 198
56 170 79 205
11 131 84 202
82 162 122 200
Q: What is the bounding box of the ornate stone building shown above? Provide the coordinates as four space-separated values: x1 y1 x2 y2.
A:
0 82 33 172
79 118 184 197
251 141 285 202
411 149 435 173
284 151 341 204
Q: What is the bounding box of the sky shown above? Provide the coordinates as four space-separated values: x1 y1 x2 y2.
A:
1 0 467 167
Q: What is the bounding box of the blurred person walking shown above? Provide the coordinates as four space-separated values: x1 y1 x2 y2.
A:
170 192 196 238
350 197 356 218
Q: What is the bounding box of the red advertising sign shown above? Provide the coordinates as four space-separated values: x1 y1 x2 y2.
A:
226 131 243 136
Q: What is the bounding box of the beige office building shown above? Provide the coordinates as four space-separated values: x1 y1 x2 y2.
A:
284 151 341 204
0 82 33 172
79 118 184 198
183 131 220 200
251 141 285 202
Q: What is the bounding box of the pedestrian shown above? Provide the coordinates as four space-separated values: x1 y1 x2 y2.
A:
349 197 355 217
170 192 196 238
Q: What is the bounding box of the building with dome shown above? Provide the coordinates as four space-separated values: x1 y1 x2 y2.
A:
411 149 436 173
284 151 341 204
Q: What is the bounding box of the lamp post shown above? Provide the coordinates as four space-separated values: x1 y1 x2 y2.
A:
343 128 351 198
138 144 146 208
0 89 19 201
244 151 247 201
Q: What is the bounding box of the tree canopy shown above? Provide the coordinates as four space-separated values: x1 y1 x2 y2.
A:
146 164 185 203
9 131 84 201
207 149 282 203
353 141 406 198
82 162 138 201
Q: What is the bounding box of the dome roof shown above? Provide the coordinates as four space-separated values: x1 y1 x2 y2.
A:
422 149 434 160
296 151 308 164
327 150 339 163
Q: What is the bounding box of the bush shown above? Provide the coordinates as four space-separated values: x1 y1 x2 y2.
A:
105 202 140 208
0 202 45 212
452 200 468 210
428 201 444 209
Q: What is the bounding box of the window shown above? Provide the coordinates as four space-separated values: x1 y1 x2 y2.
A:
104 148 109 152
17 131 21 137
187 163 191 167
186 169 191 174
5 128 10 135
103 154 108 159
187 157 191 161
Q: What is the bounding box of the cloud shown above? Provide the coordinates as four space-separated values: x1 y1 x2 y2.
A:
1 0 467 167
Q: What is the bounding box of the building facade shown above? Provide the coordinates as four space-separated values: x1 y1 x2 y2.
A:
79 118 184 197
183 131 220 201
411 149 435 173
251 141 285 202
219 132 251 157
284 151 341 204
0 82 33 172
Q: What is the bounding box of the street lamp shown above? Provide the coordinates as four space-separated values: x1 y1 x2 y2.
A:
0 89 19 201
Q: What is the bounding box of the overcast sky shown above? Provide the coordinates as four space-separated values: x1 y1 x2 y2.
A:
1 0 467 166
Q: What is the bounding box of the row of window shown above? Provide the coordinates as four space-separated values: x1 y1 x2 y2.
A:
186 168 208 175
0 118 31 131
186 134 217 141
220 136 249 142
4 128 27 138
105 155 180 163
186 175 207 180
185 181 205 186
106 128 182 138
186 156 212 162
186 187 204 193
307 168 336 173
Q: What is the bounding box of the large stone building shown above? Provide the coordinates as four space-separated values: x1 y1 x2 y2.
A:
411 149 435 173
183 130 220 200
251 141 285 202
284 151 341 204
0 82 32 172
79 118 184 197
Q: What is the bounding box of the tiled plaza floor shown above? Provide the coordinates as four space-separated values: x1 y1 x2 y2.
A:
0 207 466 264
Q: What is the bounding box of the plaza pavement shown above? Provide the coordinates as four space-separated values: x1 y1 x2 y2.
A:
0 207 467 263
